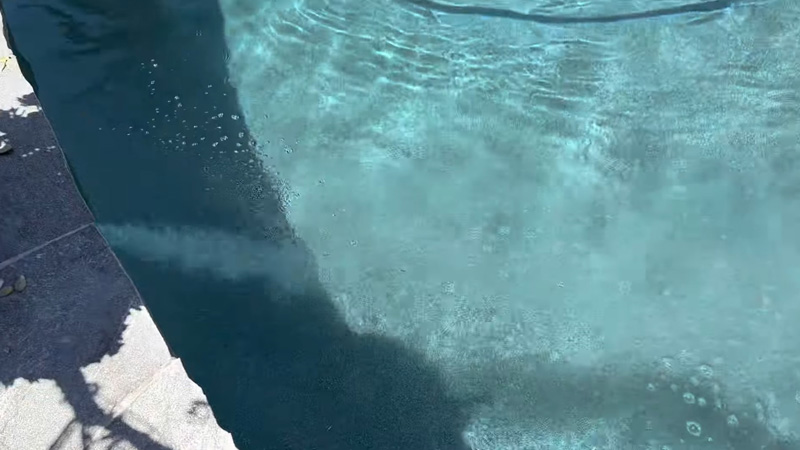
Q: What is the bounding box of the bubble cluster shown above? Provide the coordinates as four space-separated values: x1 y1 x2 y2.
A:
697 364 714 379
685 421 702 437
113 58 258 161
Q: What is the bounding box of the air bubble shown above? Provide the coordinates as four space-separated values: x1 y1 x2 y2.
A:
698 364 714 378
727 415 739 427
697 397 707 407
796 391 800 404
646 383 656 392
212 142 218 147
238 132 245 138
220 136 228 141
217 113 224 118
683 392 696 404
686 421 702 437
231 114 239 120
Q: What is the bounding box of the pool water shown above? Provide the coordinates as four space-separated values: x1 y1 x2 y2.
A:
220 0 800 447
5 0 800 448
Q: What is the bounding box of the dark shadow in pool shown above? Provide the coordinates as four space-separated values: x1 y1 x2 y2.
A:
117 248 472 450
1 1 473 448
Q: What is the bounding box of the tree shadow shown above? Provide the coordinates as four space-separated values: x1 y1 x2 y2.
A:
0 97 173 449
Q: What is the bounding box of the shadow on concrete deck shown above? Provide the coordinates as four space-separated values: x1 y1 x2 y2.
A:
0 94 172 449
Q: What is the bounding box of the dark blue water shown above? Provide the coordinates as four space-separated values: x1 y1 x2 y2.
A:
1 1 471 448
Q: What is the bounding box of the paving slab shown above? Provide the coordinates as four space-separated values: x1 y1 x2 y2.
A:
0 227 236 449
0 32 93 262
0 8 236 450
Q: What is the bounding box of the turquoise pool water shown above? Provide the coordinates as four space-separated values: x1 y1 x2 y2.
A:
218 0 800 447
4 0 800 448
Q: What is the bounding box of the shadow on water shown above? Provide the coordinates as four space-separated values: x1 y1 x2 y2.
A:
1 0 472 448
2 0 799 449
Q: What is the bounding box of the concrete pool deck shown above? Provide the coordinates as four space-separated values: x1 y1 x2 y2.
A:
0 10 236 450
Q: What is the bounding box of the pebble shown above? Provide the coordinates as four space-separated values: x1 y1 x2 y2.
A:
14 275 26 292
0 141 13 155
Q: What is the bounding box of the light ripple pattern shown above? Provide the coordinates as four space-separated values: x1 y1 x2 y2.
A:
220 0 800 447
